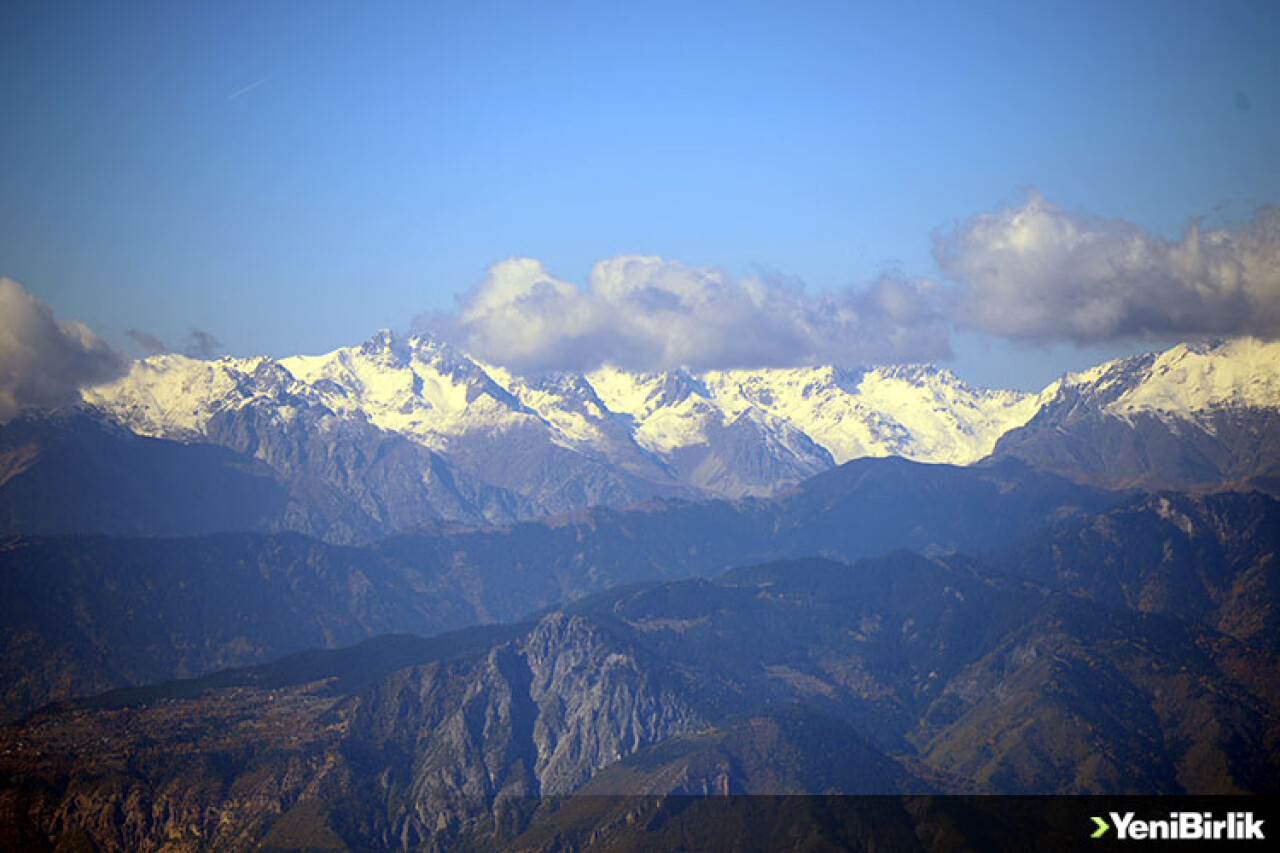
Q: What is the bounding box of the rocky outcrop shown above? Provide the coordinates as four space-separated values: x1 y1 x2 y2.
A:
0 612 706 852
337 612 704 847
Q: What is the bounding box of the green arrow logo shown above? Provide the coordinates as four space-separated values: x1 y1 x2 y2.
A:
1091 816 1110 839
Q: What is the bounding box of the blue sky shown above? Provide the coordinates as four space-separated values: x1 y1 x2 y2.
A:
2 0 1277 390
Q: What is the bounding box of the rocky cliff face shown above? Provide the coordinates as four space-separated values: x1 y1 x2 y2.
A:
201 396 523 537
0 337 1272 850
0 612 708 852
335 612 704 848
4 547 1277 850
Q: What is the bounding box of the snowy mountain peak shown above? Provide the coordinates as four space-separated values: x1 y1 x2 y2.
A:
702 363 1037 465
1112 337 1280 414
357 328 408 362
585 367 708 423
1043 337 1280 421
990 337 1280 489
82 334 1278 506
280 332 529 450
81 353 308 440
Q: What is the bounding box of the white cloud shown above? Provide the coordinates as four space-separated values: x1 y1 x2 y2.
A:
438 255 950 372
935 192 1280 344
0 278 125 421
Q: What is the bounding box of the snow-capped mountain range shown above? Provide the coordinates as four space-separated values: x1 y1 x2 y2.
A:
83 331 1035 491
992 337 1280 488
1039 337 1280 423
79 334 1280 531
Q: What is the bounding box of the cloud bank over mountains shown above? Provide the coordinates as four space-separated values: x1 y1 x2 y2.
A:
936 192 1280 345
435 255 950 373
5 194 1279 390
0 279 125 421
431 193 1280 373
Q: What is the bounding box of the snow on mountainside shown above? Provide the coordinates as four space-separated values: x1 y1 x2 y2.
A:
1026 338 1280 425
578 366 834 496
702 365 1038 465
80 354 309 440
586 367 728 454
585 363 1036 466
1104 338 1280 419
279 331 530 451
87 331 1039 496
84 332 1280 512
993 337 1280 489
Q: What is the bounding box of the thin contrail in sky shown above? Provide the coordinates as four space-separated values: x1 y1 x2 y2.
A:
228 74 274 101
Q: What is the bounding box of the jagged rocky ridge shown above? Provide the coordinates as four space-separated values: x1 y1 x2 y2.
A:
992 337 1280 492
67 334 1280 541
78 331 1033 518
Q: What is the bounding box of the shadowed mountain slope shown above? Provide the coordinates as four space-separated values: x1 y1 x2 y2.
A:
0 457 1124 722
2 552 1276 851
